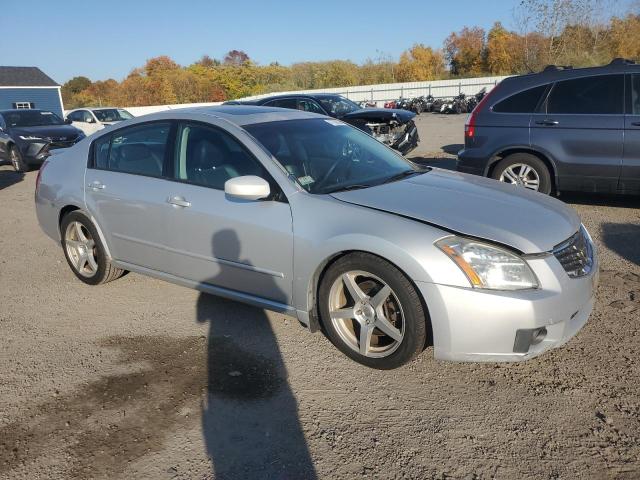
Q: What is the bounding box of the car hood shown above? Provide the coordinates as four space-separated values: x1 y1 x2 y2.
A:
330 168 581 254
340 108 415 123
11 125 82 139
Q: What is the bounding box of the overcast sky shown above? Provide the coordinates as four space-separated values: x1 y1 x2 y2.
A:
3 0 635 83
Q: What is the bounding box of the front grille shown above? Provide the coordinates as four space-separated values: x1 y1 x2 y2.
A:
553 228 594 278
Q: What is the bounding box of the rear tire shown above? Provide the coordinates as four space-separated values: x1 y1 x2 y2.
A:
9 146 28 173
60 211 125 285
491 153 552 194
318 252 428 370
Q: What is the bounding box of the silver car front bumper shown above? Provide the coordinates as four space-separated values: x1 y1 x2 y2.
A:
418 253 599 362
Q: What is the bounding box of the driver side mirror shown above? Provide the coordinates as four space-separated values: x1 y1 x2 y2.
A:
224 175 271 201
64 118 73 124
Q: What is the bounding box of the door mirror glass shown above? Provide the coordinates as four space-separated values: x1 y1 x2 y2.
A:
64 118 73 125
224 175 271 200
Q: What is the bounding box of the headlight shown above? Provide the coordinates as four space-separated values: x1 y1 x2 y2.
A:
19 135 44 141
436 236 538 290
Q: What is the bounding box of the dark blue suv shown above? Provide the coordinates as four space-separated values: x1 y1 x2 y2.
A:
457 59 640 195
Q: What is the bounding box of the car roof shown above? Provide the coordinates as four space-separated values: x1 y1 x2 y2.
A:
140 105 323 127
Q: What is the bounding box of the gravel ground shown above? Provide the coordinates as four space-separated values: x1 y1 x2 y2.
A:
1 115 639 479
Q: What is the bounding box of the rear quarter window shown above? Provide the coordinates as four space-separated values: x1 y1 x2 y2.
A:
492 85 548 113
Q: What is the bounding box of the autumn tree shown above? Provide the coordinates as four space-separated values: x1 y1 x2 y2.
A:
223 49 250 66
396 44 445 81
607 14 640 60
444 27 486 76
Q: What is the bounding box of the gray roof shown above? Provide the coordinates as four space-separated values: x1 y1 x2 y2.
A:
145 105 323 126
0 67 59 87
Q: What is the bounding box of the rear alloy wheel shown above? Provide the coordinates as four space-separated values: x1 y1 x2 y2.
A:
61 211 125 285
492 153 552 194
319 253 427 369
9 146 28 173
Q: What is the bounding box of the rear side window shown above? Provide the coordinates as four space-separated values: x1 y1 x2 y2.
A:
546 75 624 115
91 122 171 177
492 85 547 113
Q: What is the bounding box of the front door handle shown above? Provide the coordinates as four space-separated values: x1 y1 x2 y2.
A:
167 196 191 208
535 119 559 126
87 181 105 190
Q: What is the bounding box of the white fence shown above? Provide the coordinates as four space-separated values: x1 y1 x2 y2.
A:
114 75 510 116
238 75 510 107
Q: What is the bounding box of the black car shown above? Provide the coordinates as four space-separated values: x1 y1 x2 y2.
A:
0 109 85 172
226 94 420 155
458 58 640 195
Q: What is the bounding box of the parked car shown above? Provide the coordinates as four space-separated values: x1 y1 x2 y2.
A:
35 106 597 369
66 107 134 136
458 58 640 195
226 94 419 155
0 109 85 172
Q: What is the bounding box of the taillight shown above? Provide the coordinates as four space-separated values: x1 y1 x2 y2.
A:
35 159 49 192
465 83 500 139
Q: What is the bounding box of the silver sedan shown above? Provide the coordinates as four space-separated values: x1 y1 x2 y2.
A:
35 106 598 369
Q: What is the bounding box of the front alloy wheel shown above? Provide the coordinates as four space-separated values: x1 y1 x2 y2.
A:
319 252 428 369
328 270 405 358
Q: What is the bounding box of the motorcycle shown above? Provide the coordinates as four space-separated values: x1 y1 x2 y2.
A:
465 88 487 113
441 93 468 114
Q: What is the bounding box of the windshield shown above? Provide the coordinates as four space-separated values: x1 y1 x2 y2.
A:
4 110 64 127
317 96 361 117
244 118 422 195
93 108 133 122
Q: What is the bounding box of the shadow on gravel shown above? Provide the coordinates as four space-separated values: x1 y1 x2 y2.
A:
602 223 640 266
409 155 457 170
196 230 316 480
562 192 640 209
441 143 464 155
0 165 24 190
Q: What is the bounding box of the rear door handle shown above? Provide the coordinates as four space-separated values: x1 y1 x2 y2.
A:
87 181 105 190
535 120 559 126
167 196 191 208
631 122 640 126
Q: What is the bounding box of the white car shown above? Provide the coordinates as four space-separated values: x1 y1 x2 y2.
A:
65 107 134 136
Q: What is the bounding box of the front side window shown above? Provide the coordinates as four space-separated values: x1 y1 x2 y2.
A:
81 111 94 123
67 111 83 122
93 108 134 122
92 122 170 177
245 118 421 194
546 75 624 115
493 85 547 113
173 123 267 190
297 99 325 114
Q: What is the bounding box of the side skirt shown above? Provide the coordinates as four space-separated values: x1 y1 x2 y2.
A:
113 260 300 319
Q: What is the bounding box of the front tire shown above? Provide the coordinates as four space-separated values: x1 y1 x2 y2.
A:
9 146 28 173
60 211 125 285
318 253 428 369
491 153 552 194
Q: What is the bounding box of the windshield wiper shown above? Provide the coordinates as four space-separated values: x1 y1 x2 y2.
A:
323 184 373 194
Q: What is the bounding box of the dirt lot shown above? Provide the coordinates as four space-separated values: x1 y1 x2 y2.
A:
1 115 639 479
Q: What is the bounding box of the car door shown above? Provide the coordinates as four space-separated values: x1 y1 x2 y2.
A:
84 121 177 274
162 120 293 305
622 73 640 193
81 110 102 136
0 114 10 159
530 74 624 193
